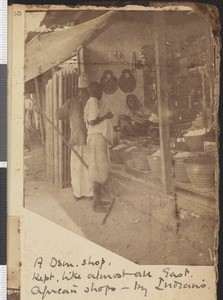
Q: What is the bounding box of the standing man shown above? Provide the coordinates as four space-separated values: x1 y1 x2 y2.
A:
84 82 114 213
56 74 93 200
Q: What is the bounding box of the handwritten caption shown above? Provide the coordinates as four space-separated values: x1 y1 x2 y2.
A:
30 256 208 299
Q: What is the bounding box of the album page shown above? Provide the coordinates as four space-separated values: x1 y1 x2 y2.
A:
7 3 220 299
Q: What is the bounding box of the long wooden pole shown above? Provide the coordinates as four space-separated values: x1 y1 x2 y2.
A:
34 78 45 145
101 197 116 225
154 13 174 194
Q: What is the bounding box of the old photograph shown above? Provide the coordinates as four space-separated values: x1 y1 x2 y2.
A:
23 7 219 266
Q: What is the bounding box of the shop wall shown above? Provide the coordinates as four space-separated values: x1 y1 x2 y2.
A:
85 17 154 125
84 12 213 126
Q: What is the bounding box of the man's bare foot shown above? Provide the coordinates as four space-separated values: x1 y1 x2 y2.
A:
74 196 93 201
100 200 110 205
83 196 93 201
93 204 108 213
73 196 81 201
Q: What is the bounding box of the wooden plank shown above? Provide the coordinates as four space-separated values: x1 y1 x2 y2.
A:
62 71 66 188
78 47 85 74
53 73 59 187
58 71 63 188
69 71 75 185
205 23 214 116
68 70 71 99
45 83 50 182
63 71 68 187
154 13 174 194
66 71 70 187
48 79 54 184
66 71 71 186
69 70 78 182
34 78 45 145
67 71 77 186
67 148 71 186
74 71 78 96
71 71 74 97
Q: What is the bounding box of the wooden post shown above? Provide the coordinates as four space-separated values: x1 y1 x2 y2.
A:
34 77 45 145
62 71 67 187
53 73 59 187
202 24 214 130
200 68 208 130
205 23 214 111
201 69 206 109
48 79 54 184
154 13 174 194
58 71 63 188
78 47 85 74
45 82 50 182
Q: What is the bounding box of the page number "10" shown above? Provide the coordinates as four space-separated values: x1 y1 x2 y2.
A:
14 11 22 16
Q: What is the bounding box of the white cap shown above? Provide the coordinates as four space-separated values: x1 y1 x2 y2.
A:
78 73 89 88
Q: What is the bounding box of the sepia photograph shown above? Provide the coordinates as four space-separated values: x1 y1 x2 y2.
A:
23 7 219 266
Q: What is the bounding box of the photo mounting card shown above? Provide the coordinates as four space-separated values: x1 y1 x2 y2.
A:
7 3 220 300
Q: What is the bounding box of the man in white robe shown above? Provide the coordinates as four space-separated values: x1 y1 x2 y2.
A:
56 74 93 199
84 81 114 212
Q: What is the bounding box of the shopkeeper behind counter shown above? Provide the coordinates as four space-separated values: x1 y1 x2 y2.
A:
119 94 158 137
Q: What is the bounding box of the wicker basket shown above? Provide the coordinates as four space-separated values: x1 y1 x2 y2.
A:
131 147 152 171
204 141 216 155
173 152 190 183
147 150 176 176
120 148 135 169
184 154 215 188
184 135 205 152
146 155 161 175
110 145 128 164
175 141 188 152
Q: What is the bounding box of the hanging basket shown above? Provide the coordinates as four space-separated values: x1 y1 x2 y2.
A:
184 154 215 188
118 69 136 93
146 150 175 176
120 147 136 169
110 144 128 164
131 147 153 171
100 70 118 94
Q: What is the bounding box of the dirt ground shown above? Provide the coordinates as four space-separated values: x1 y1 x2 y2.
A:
24 144 216 265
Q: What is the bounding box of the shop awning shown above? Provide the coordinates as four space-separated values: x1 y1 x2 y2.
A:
25 11 115 82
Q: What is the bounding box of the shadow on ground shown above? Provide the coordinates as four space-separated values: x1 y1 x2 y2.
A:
24 144 215 265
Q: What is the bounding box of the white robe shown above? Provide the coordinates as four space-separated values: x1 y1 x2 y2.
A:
70 145 93 198
84 97 113 184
